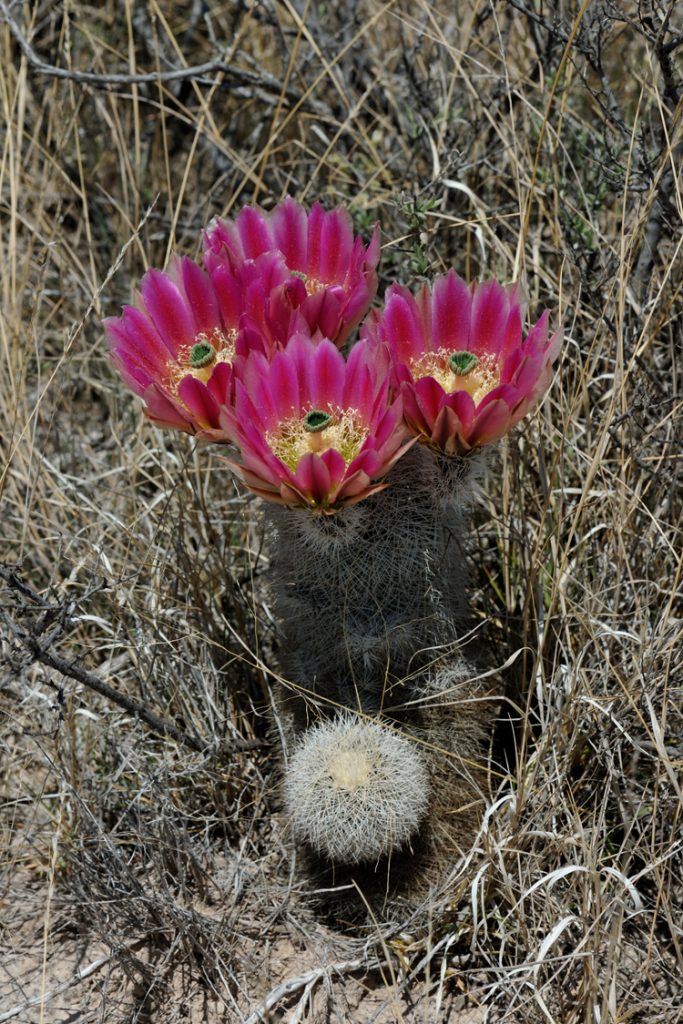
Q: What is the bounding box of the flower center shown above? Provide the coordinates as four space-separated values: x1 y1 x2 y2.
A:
303 409 332 433
167 327 237 395
189 341 215 368
267 407 368 469
290 269 326 295
328 750 370 792
410 348 500 405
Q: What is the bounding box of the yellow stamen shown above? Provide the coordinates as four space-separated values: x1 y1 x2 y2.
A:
167 327 237 395
291 270 326 295
410 348 500 405
267 407 368 470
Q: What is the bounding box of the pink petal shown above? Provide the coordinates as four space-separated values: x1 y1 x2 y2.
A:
364 224 381 273
271 196 308 270
104 310 170 376
177 257 220 334
177 376 221 428
209 264 242 330
203 217 243 266
308 339 345 408
311 289 343 341
498 299 524 362
268 349 301 419
430 405 469 453
235 206 274 258
306 203 324 278
468 398 512 447
294 451 332 504
343 354 376 417
414 375 447 427
206 361 232 404
544 326 563 363
141 269 196 353
431 270 472 351
470 280 508 358
320 208 353 282
142 384 192 432
383 290 424 363
320 447 347 489
401 383 431 436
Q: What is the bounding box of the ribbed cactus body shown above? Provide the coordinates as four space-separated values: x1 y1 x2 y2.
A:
268 444 496 900
267 446 483 711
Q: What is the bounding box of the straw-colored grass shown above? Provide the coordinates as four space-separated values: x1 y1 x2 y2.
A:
1 1 680 1021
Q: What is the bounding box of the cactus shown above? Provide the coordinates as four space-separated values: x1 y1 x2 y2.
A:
267 444 497 903
284 713 430 864
267 445 484 714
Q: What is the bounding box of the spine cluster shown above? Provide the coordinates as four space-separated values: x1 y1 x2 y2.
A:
274 447 493 873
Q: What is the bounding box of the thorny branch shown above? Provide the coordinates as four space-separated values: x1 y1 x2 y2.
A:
0 564 266 756
0 0 316 110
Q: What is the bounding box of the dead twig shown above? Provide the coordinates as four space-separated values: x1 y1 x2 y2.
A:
244 958 368 1024
0 564 267 756
0 0 311 108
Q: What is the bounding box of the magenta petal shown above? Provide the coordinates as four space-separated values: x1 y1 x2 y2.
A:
321 447 347 489
142 385 192 432
335 470 373 501
307 339 345 408
312 290 343 344
401 383 430 436
432 270 472 350
384 291 423 363
105 310 170 375
268 349 301 418
141 269 196 352
372 399 404 450
364 224 381 273
523 310 550 359
209 264 242 330
414 375 447 427
470 280 507 357
498 301 524 361
343 357 375 417
468 398 512 447
346 448 382 480
545 326 563 362
306 203 324 278
206 361 232 404
236 206 273 258
204 217 243 265
295 452 332 504
320 208 353 282
508 353 543 393
177 377 221 428
271 196 308 270
430 405 469 452
178 257 220 334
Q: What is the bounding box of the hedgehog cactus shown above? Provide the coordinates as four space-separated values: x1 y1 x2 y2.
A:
285 714 430 864
104 197 561 905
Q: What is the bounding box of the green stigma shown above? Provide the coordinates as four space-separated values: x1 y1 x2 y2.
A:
448 351 479 376
189 341 215 369
303 409 332 433
291 270 308 281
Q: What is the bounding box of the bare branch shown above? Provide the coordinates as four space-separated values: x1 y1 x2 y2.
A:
0 0 309 108
0 564 267 757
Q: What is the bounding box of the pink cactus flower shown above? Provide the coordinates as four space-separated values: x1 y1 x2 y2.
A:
221 333 411 511
103 252 298 439
204 197 380 347
364 271 562 455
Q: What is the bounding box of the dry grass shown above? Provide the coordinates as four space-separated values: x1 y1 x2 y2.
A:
1 1 681 1021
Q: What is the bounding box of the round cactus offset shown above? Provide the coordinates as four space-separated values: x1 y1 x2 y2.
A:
284 714 430 864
